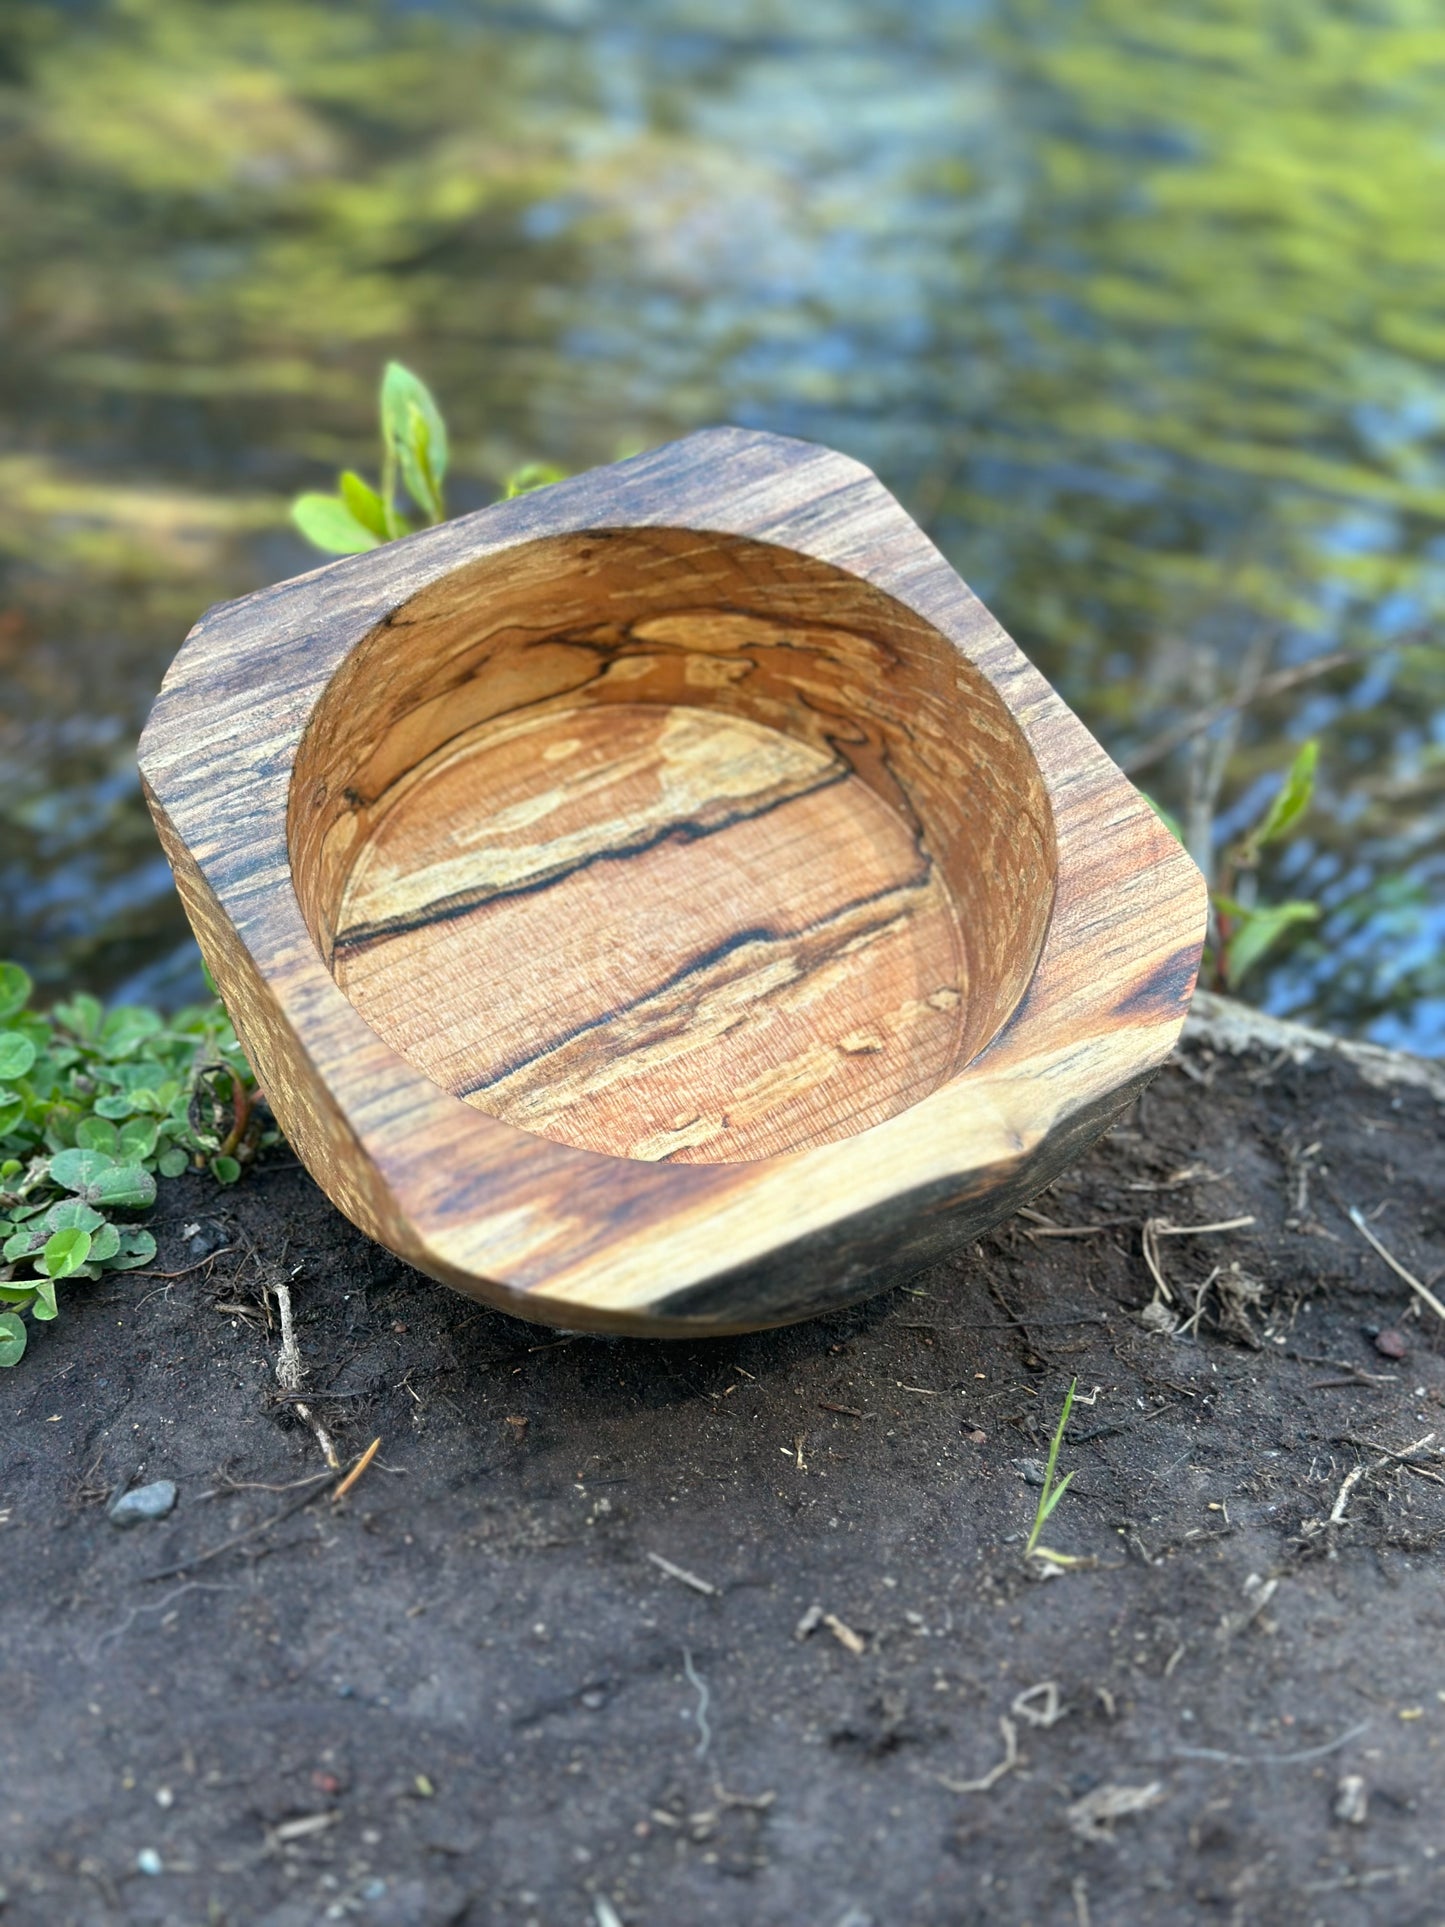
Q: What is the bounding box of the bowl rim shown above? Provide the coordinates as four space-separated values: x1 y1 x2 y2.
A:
139 426 1206 1333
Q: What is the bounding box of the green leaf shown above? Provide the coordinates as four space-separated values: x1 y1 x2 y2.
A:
92 1093 139 1119
157 1147 190 1179
118 1117 159 1161
292 492 383 556
0 1033 36 1080
0 1312 25 1367
108 1227 157 1270
4 1226 44 1261
210 1154 241 1185
1216 897 1321 986
91 1163 157 1210
41 1227 91 1281
75 1116 119 1155
0 1280 38 1306
30 1274 59 1317
53 993 103 1040
0 1090 24 1136
382 361 448 522
43 1199 104 1235
99 1005 163 1057
501 462 567 500
1037 1468 1075 1524
48 1147 155 1209
1249 740 1319 854
339 470 391 539
87 1223 121 1264
49 1147 114 1192
0 964 33 1022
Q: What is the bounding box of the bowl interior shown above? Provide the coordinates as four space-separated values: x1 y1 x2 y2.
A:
289 527 1055 1164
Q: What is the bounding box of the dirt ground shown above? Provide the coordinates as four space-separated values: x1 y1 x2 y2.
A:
2 1019 1443 1927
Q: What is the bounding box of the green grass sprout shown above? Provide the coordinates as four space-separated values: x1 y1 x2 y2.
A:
1025 1377 1082 1566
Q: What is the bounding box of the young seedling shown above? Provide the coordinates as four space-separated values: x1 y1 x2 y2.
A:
293 362 450 554
292 362 565 556
1210 738 1321 989
1025 1377 1082 1567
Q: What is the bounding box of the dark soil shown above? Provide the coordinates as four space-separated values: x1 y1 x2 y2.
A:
3 1032 1444 1927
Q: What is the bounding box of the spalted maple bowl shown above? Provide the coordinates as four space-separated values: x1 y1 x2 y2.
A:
139 429 1206 1336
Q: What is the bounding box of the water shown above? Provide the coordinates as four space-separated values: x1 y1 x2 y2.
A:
2 0 1441 1046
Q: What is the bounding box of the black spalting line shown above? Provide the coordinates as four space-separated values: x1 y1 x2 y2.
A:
458 863 936 1101
321 586 911 817
1109 942 1204 1023
332 757 853 955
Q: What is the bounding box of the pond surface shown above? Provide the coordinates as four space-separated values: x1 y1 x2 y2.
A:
1 0 1442 1046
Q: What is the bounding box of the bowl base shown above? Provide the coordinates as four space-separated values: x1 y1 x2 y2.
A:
331 700 967 1164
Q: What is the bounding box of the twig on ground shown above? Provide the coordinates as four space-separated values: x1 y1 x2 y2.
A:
646 1551 719 1597
1288 1350 1394 1386
822 1612 867 1657
1347 1207 1445 1322
1142 1215 1257 1304
271 1274 339 1470
1016 1207 1124 1240
142 1473 340 1582
197 1468 335 1501
131 1247 238 1280
1339 1430 1438 1466
1328 1464 1365 1525
1338 1431 1444 1486
331 1436 381 1503
936 1716 1020 1794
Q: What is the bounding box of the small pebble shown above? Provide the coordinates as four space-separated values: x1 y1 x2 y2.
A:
186 1222 227 1259
1374 1329 1408 1360
109 1480 177 1527
136 1849 163 1877
1013 1458 1048 1487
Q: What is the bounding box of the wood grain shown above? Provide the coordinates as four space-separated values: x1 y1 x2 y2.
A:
139 426 1207 1336
333 702 964 1162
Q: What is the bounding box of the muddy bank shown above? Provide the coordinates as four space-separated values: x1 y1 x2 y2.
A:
1 1007 1442 1926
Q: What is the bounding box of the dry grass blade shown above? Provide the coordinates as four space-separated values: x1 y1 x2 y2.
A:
331 1436 381 1502
1142 1214 1256 1304
646 1551 719 1597
1347 1207 1445 1322
936 1716 1020 1794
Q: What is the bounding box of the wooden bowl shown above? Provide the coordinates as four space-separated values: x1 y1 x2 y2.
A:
139 429 1206 1335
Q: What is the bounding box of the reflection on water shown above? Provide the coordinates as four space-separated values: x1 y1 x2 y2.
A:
1 0 1441 1045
